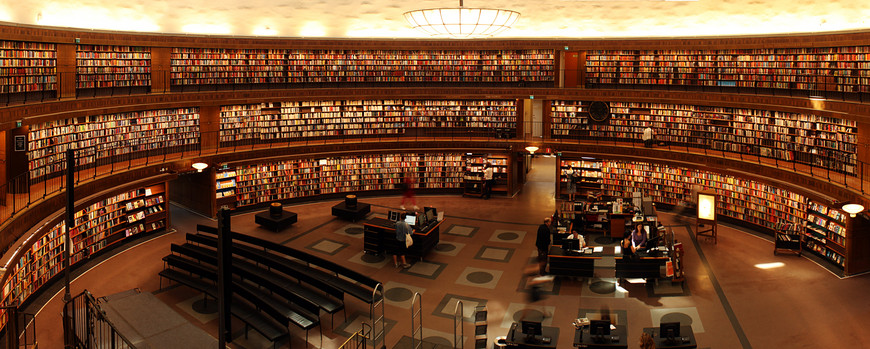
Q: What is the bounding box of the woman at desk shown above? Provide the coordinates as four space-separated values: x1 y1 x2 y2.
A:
622 224 647 255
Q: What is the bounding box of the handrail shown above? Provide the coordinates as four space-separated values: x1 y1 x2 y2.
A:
63 289 138 349
338 322 371 349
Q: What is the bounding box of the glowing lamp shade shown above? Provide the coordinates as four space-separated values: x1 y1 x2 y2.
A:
841 203 865 217
525 146 539 154
697 193 716 221
191 162 209 172
403 4 520 38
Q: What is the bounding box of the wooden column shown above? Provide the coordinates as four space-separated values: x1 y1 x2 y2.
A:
542 99 552 140
200 105 220 153
150 47 171 93
6 126 28 193
56 44 76 99
578 51 588 89
845 213 870 275
515 99 524 138
563 51 580 88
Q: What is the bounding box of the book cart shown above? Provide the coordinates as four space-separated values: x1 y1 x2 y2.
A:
773 221 803 256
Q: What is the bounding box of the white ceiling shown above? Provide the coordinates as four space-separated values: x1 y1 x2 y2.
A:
3 0 869 39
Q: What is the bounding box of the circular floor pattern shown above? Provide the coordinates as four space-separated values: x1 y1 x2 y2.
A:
192 298 218 314
513 309 545 323
590 281 616 294
497 232 520 241
424 336 452 347
434 243 456 252
345 227 364 235
361 253 385 263
660 312 693 326
466 271 495 284
385 287 414 302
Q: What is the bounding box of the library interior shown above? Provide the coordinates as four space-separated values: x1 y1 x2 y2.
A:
1 0 870 348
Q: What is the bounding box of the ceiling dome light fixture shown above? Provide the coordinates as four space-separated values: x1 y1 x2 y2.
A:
403 0 520 38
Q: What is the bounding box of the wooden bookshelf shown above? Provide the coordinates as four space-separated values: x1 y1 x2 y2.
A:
0 40 57 94
76 45 151 89
558 158 603 199
170 47 288 86
171 48 553 87
805 200 847 268
0 181 169 311
215 166 237 210
463 153 510 197
597 160 808 233
285 49 554 84
219 99 517 146
228 153 465 209
585 47 870 94
27 108 201 181
550 100 859 174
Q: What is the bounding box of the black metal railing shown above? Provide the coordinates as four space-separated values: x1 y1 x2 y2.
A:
0 304 36 349
63 290 136 349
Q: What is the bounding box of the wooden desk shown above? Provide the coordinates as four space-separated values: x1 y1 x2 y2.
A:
547 246 602 278
615 253 669 279
642 326 697 349
363 217 443 260
573 324 627 348
505 323 559 349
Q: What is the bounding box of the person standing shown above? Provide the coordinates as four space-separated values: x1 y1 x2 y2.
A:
394 212 413 269
643 126 655 147
400 172 418 210
536 217 553 274
482 162 494 199
565 166 578 201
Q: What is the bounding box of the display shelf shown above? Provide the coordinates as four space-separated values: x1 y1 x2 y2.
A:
550 100 858 174
219 99 516 145
585 46 870 94
0 182 168 310
804 200 847 268
27 107 201 180
76 45 151 89
0 40 57 94
463 153 510 197
229 153 465 209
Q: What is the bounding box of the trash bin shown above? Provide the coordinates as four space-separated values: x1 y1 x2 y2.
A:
345 194 357 209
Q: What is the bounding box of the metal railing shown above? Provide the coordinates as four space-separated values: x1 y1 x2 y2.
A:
63 290 137 349
338 322 371 349
0 304 36 349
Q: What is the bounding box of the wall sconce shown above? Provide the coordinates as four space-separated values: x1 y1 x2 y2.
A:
525 146 539 154
191 162 209 172
841 203 865 218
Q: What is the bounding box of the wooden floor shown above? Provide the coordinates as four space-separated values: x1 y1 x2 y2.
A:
28 155 870 349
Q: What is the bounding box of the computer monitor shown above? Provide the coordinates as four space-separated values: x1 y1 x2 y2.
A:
388 211 399 222
426 209 436 223
520 320 542 341
404 214 416 226
660 322 680 341
562 238 580 251
589 320 611 338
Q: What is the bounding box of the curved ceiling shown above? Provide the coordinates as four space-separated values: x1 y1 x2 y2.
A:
2 0 869 39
